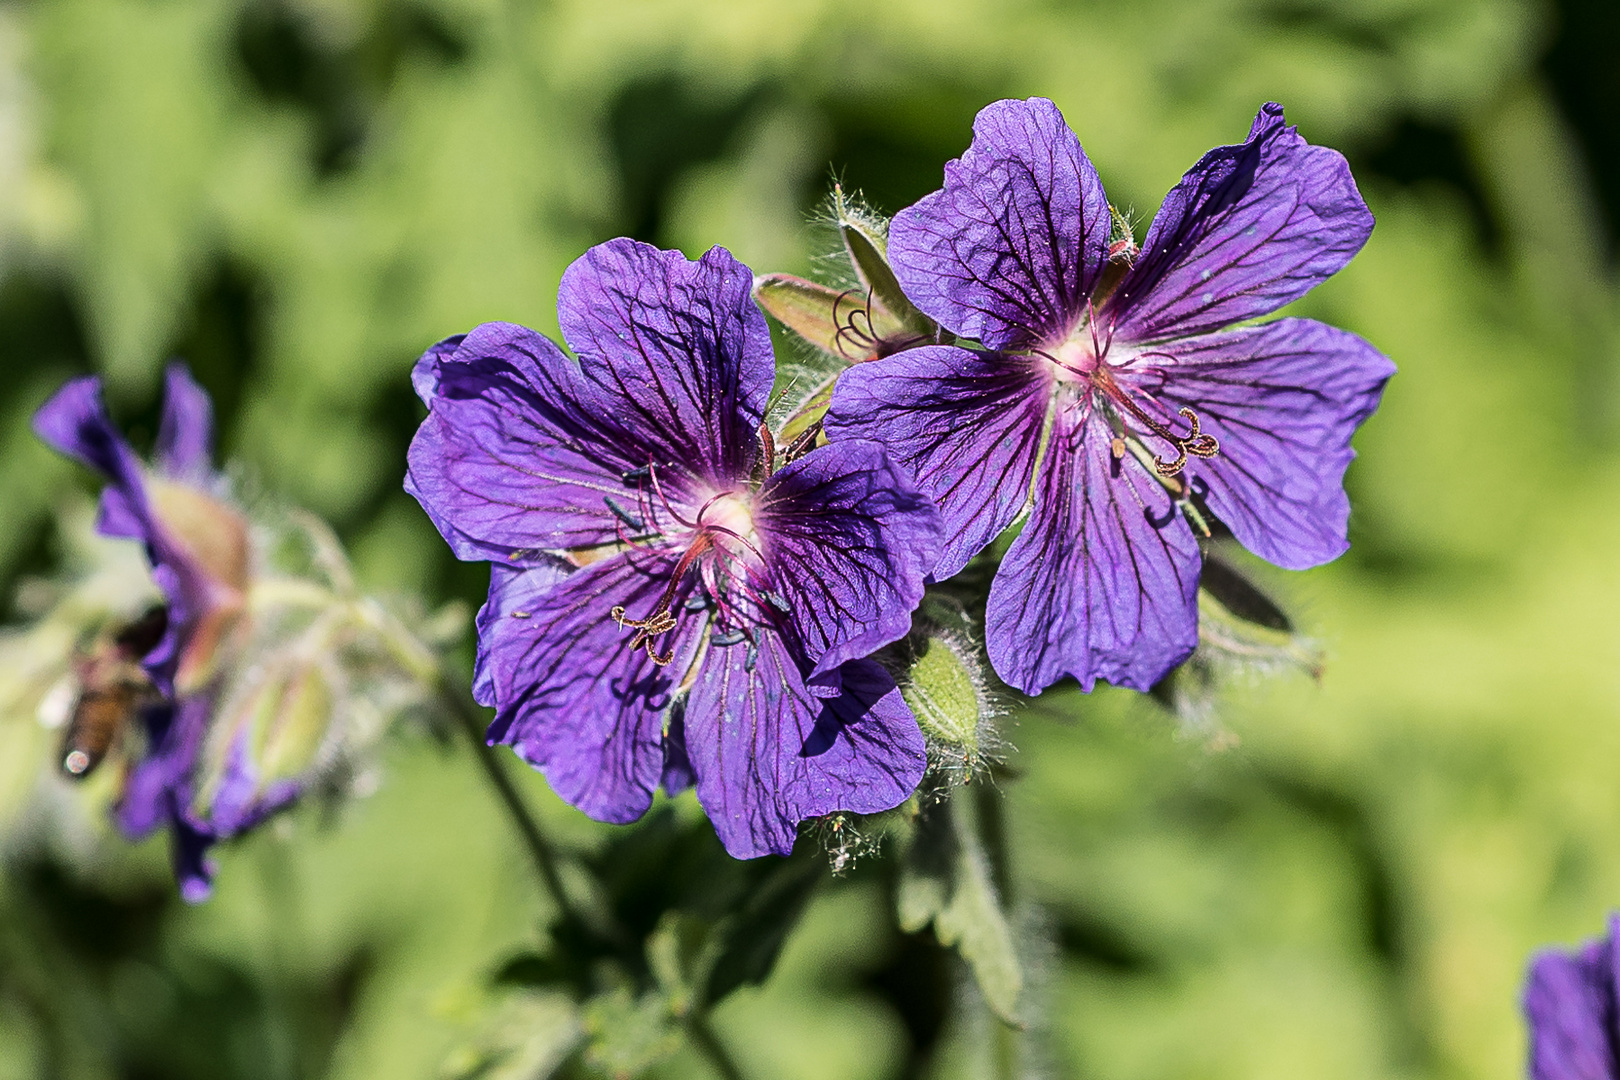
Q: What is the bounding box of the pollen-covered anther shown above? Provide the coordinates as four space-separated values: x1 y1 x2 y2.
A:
1152 407 1221 478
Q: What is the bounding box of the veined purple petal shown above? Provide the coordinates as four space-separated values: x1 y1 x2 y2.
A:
1123 319 1394 570
486 551 703 824
405 321 657 557
826 345 1049 581
1107 103 1373 343
889 98 1109 350
1525 918 1620 1080
558 239 772 487
987 410 1200 694
474 560 572 707
754 439 941 684
411 334 466 407
685 638 924 858
154 364 215 483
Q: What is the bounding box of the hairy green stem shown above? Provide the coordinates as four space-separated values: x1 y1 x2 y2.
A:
974 783 1021 1079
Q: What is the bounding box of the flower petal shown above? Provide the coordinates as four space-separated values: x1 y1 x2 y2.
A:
685 637 925 858
405 321 654 557
32 376 151 539
826 345 1049 580
411 334 466 407
754 439 941 684
474 560 572 707
485 551 701 824
32 378 201 693
1107 103 1373 343
154 364 215 483
171 812 218 904
987 411 1200 694
1525 928 1620 1080
1125 318 1394 569
558 239 772 487
117 695 210 839
888 97 1109 350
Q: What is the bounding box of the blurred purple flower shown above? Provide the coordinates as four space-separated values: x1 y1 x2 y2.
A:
407 238 941 858
1524 914 1620 1080
34 364 250 901
826 98 1394 695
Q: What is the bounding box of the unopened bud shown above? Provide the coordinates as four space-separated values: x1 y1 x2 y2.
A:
892 600 1000 783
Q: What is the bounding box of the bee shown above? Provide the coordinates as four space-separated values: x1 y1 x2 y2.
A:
59 606 167 780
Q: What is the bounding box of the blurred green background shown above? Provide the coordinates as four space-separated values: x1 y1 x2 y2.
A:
0 0 1616 1076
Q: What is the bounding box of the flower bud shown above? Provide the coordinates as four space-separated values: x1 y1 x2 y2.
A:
891 598 1000 784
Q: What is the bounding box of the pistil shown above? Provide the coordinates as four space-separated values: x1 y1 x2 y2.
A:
611 533 712 666
1089 365 1219 478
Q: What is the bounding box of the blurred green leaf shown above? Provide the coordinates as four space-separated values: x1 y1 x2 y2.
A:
896 796 1022 1025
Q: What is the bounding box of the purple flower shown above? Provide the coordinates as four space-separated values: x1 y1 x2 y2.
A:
1524 914 1620 1079
407 238 942 858
34 364 250 899
826 99 1395 695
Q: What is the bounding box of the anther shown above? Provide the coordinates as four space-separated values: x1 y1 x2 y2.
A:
604 496 644 531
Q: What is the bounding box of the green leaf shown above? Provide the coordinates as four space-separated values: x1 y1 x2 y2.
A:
439 990 581 1080
1196 554 1322 679
703 854 822 1004
581 988 682 1079
896 796 1023 1025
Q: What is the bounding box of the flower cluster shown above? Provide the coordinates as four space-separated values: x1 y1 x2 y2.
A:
406 98 1390 858
826 98 1394 695
33 365 451 898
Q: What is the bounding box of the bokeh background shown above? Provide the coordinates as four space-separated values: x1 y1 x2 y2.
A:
0 0 1616 1076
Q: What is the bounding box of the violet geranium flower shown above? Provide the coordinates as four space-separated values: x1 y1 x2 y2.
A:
34 364 249 899
826 99 1395 694
1523 914 1620 1079
406 238 942 858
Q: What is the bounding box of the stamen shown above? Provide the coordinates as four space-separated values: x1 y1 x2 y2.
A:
604 496 644 531
752 423 776 484
1150 407 1220 479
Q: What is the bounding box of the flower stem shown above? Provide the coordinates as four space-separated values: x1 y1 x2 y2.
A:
973 782 1021 1080
439 673 579 928
688 1012 748 1080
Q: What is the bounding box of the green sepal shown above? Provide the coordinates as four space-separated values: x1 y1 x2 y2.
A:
776 376 834 449
753 273 865 359
895 795 1023 1025
1153 552 1323 728
900 633 984 764
834 185 934 337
